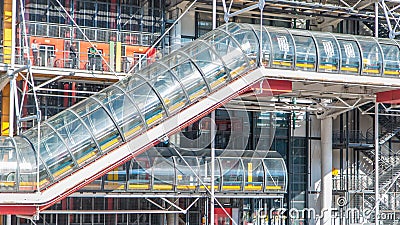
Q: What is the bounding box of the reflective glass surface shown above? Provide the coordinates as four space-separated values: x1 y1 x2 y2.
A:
358 37 383 76
267 28 295 69
337 39 361 75
292 34 317 71
313 33 340 73
380 42 400 77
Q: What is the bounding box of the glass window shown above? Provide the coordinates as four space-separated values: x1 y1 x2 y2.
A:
128 155 152 191
81 107 122 152
186 41 228 90
152 157 174 191
170 60 209 102
337 39 361 75
267 28 295 69
37 123 75 179
358 38 383 76
380 44 400 77
228 25 259 67
264 158 286 192
0 137 17 192
14 137 37 191
147 71 189 114
314 34 340 73
104 165 127 191
129 82 166 127
199 157 221 192
243 159 264 191
220 158 244 191
293 35 317 71
23 128 53 188
175 157 199 191
97 86 145 140
47 110 99 166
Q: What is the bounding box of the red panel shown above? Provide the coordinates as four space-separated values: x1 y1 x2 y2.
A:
243 79 292 97
0 206 36 215
377 89 400 104
214 208 232 225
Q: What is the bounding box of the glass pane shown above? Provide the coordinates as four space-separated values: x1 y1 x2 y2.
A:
0 137 17 191
220 158 243 191
71 98 102 117
117 75 145 93
104 165 127 191
257 26 272 67
358 38 383 76
152 157 174 191
293 35 317 71
14 137 37 191
128 155 152 191
129 82 166 127
82 107 122 152
199 157 220 192
38 123 75 179
148 71 188 113
381 44 400 77
338 40 361 75
212 34 250 79
229 26 258 67
97 86 145 140
264 158 286 192
23 128 53 188
314 34 340 73
268 28 295 69
242 159 264 191
162 52 190 68
170 60 209 102
47 110 99 166
175 157 199 191
188 43 228 90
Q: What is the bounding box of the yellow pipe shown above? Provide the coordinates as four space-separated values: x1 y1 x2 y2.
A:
3 0 13 64
1 84 10 136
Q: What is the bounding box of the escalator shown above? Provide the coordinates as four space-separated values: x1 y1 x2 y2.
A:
1 21 400 215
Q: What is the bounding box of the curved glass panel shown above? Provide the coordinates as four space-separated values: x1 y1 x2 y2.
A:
79 104 122 152
0 137 17 191
220 158 244 191
23 128 53 188
292 34 317 71
128 154 152 191
163 52 190 68
148 71 189 114
225 23 258 66
313 33 340 73
199 157 221 192
104 165 127 191
34 123 75 179
264 158 287 192
186 41 228 90
128 82 167 127
267 27 295 69
117 75 145 93
14 136 37 191
242 158 264 191
170 60 209 102
251 26 272 67
152 157 175 191
47 110 99 166
97 86 145 140
337 39 361 75
380 43 400 77
358 37 383 76
175 156 199 191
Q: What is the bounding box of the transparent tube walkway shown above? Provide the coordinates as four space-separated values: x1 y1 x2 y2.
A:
0 22 399 214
